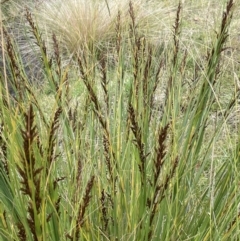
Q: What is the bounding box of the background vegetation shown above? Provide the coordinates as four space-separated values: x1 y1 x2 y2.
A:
0 0 240 240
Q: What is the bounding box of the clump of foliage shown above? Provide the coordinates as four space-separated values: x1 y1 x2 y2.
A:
0 0 240 240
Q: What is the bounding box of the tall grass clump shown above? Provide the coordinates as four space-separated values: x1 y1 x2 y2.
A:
1 0 176 83
0 0 240 240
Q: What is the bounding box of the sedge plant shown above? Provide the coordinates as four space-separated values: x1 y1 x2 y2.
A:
0 0 240 240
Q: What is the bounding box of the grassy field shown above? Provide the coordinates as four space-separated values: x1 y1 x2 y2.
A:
0 0 240 240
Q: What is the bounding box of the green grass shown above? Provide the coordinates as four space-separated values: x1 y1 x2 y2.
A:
0 0 240 240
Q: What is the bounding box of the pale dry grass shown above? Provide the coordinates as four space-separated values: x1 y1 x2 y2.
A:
32 0 177 57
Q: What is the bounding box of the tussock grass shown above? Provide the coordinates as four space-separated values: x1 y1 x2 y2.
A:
0 0 240 240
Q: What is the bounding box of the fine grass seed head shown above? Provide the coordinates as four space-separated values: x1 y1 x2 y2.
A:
1 0 177 87
34 0 172 53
